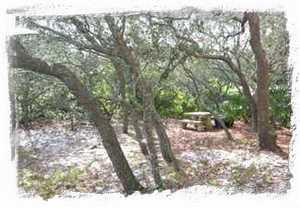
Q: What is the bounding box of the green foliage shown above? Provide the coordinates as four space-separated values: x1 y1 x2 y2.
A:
198 79 249 122
154 89 198 118
19 166 86 200
269 86 291 127
220 94 249 122
15 70 87 127
14 13 291 130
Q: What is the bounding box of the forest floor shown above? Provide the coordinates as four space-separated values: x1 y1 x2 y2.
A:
16 119 292 199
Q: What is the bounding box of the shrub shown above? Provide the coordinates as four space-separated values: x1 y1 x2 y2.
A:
155 89 198 118
19 166 86 200
269 87 291 127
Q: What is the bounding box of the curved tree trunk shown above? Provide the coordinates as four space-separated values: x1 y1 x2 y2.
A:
111 58 149 156
235 71 258 131
11 39 144 194
104 15 179 171
212 113 234 141
216 57 258 132
246 12 283 154
179 42 258 131
117 45 179 169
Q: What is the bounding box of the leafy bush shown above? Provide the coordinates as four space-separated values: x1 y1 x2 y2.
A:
154 89 198 118
220 94 249 122
269 87 291 127
19 166 86 200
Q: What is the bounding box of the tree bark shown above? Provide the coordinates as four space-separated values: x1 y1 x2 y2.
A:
11 39 144 194
246 12 282 153
131 110 149 157
212 113 234 141
7 37 17 160
112 36 179 170
122 109 130 134
143 119 163 188
111 58 150 156
142 81 163 187
8 67 17 160
152 112 180 171
104 15 179 171
124 51 179 169
111 59 129 134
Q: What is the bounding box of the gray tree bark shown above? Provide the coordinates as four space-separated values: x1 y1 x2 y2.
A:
7 37 17 161
104 16 179 171
8 67 17 160
111 59 129 134
131 110 149 157
11 39 144 194
142 81 163 187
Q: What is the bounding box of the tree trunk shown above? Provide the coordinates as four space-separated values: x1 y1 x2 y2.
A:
7 37 17 160
221 57 258 132
8 67 17 160
142 80 180 171
212 113 234 141
11 39 144 194
152 112 180 171
131 110 149 156
237 72 258 131
143 120 163 188
122 110 129 134
142 82 163 188
105 16 179 170
125 51 179 170
247 12 282 153
180 43 258 131
111 59 129 134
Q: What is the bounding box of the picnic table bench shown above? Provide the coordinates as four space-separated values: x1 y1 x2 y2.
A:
180 112 213 131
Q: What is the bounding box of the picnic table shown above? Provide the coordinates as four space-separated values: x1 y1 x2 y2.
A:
180 111 213 131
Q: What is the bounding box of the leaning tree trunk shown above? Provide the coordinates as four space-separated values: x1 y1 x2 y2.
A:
111 58 149 156
152 112 180 171
104 15 179 170
111 59 129 134
122 47 179 170
142 81 163 188
236 71 258 131
131 110 149 157
104 15 179 169
11 39 144 194
247 12 282 153
212 113 234 141
219 56 258 132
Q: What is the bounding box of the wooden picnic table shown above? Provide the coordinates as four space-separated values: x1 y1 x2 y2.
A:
181 111 213 131
183 112 211 119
